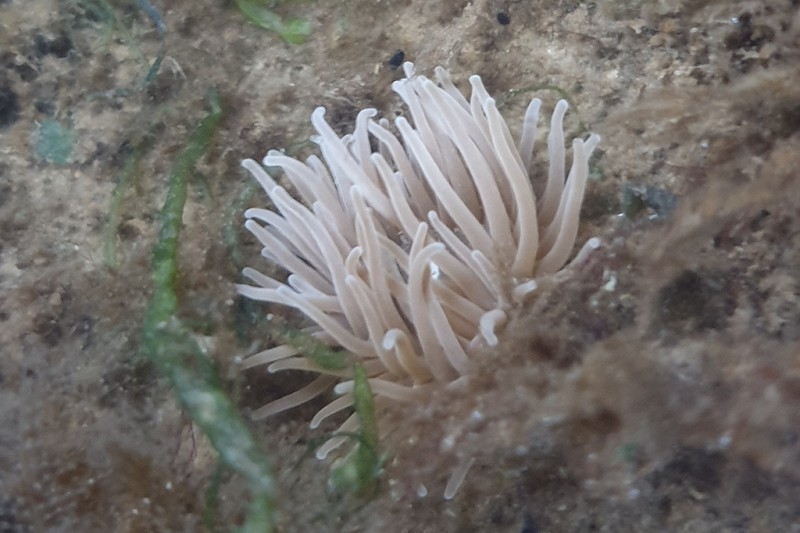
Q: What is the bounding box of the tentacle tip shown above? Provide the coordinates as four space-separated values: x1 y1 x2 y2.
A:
512 279 538 303
479 309 508 347
383 329 401 350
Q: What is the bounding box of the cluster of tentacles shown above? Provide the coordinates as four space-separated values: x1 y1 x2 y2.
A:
238 62 600 461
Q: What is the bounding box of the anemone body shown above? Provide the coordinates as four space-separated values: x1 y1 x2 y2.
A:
238 63 600 458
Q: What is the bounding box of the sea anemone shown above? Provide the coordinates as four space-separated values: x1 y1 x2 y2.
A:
238 62 600 467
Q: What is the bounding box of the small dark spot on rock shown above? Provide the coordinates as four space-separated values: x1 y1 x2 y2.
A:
33 34 49 56
520 513 538 533
48 33 74 58
581 408 623 435
34 33 74 58
35 99 55 116
657 495 672 519
118 221 141 241
33 313 63 346
622 183 678 219
0 499 25 533
145 73 180 104
775 103 800 138
0 84 21 129
15 62 38 82
525 332 560 362
93 141 110 160
388 49 405 70
732 460 775 502
655 448 724 494
487 495 514 526
750 208 771 231
724 12 775 51
497 11 511 25
74 314 94 349
655 269 732 335
99 359 158 409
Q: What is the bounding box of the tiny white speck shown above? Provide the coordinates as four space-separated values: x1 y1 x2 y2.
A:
602 272 617 292
430 262 440 279
441 436 455 451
